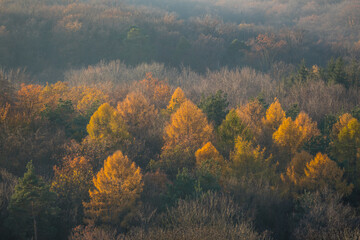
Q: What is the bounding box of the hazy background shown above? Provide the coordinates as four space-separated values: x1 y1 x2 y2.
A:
0 0 359 82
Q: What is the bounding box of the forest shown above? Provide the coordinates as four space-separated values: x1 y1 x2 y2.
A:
0 0 360 239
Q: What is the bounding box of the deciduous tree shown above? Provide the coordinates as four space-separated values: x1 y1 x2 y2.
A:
117 92 158 139
228 136 274 180
236 99 265 138
332 118 360 189
166 87 186 114
262 98 285 132
51 156 93 230
195 142 224 176
86 103 130 143
301 153 352 196
83 151 143 227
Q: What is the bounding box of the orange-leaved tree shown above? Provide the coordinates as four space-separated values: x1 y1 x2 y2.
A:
236 99 265 139
161 100 213 173
83 151 143 227
331 113 354 138
117 92 158 138
301 153 353 196
273 117 302 153
294 112 320 145
16 83 43 119
195 141 224 176
284 151 313 186
74 86 108 114
136 72 171 109
163 99 213 151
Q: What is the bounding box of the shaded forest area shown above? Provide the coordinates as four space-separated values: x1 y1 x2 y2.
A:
0 0 360 240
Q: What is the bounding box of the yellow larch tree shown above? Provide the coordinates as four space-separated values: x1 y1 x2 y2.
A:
166 87 186 113
273 113 319 154
195 142 224 176
83 151 143 227
262 98 285 131
163 100 213 150
273 117 302 153
294 111 320 144
161 100 213 172
301 153 353 196
86 103 130 143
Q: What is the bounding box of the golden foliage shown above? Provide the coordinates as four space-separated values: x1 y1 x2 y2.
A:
117 92 158 136
262 98 285 131
17 83 43 117
84 151 143 226
163 100 213 151
86 103 129 142
167 87 186 113
301 153 353 196
332 113 355 138
294 111 320 143
195 142 224 175
228 136 273 179
273 117 301 152
74 86 108 113
273 113 319 153
236 99 264 137
137 72 171 109
332 117 360 189
40 81 70 109
284 151 313 185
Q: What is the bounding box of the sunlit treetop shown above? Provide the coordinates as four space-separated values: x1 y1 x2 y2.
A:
273 117 302 153
84 150 143 226
86 103 130 142
164 99 213 151
137 72 171 109
295 111 320 142
262 98 285 131
236 99 265 137
332 113 355 138
302 152 353 196
117 91 158 136
167 87 186 113
195 141 224 175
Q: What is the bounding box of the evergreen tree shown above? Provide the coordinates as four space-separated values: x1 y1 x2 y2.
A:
7 161 59 240
198 90 229 127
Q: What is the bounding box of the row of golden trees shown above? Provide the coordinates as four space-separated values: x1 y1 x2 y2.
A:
1 73 359 239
